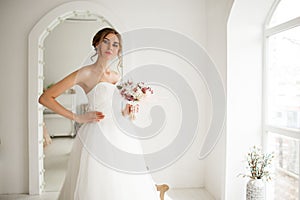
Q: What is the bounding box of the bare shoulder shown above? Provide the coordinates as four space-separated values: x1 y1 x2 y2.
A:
110 70 121 83
77 64 94 74
75 65 95 80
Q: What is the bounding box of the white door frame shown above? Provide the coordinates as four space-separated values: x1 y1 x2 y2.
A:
28 1 124 194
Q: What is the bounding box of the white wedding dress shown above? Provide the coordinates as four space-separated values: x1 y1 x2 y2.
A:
58 82 161 200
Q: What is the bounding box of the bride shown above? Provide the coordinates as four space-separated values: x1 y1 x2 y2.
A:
39 27 169 200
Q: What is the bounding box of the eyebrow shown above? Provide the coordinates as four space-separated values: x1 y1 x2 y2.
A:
104 37 119 44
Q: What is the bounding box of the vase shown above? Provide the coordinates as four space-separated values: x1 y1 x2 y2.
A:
246 179 265 200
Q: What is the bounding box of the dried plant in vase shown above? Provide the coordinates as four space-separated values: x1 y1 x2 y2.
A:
240 146 274 181
239 146 274 200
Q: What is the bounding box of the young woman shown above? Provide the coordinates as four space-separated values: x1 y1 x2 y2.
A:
39 27 169 200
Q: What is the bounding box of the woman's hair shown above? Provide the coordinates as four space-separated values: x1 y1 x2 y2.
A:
91 27 123 71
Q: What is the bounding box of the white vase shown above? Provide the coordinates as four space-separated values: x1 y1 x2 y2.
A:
246 179 265 200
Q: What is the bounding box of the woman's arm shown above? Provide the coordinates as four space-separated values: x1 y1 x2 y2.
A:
38 70 104 123
39 71 78 120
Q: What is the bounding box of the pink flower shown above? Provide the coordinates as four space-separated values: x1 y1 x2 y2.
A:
116 80 153 102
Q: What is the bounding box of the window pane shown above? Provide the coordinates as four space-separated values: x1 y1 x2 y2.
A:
268 0 300 27
267 26 300 129
267 132 299 200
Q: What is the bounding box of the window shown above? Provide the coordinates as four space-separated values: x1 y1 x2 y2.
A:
268 0 300 27
264 0 300 199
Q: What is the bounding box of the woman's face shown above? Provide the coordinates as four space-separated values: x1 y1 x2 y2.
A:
98 33 120 60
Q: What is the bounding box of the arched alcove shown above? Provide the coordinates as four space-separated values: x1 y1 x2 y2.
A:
226 0 275 199
28 1 125 194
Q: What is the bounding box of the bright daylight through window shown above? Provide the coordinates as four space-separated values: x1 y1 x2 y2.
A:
264 0 300 199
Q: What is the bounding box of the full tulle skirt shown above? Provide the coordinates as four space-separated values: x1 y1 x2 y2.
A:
58 125 160 200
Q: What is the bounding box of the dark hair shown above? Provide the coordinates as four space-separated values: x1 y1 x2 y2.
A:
91 27 123 70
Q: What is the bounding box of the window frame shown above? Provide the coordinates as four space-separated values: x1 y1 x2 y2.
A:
263 0 300 199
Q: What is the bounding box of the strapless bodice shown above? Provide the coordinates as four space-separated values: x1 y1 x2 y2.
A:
86 82 117 116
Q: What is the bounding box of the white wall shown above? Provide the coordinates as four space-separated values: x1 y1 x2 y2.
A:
0 0 208 194
44 20 105 87
204 0 233 199
226 0 274 199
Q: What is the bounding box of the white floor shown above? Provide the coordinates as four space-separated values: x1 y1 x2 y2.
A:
0 137 215 200
43 137 73 192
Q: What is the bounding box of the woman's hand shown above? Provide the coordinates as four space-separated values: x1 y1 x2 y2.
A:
74 111 105 123
122 103 139 120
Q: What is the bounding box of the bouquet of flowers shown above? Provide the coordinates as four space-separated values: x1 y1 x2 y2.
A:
116 80 153 120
